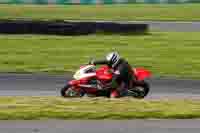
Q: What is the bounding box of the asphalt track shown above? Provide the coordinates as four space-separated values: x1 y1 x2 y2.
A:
0 73 200 99
132 21 200 32
148 21 200 32
1 120 200 133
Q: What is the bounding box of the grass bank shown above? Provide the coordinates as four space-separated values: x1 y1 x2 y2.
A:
0 4 200 21
0 96 200 119
0 32 200 78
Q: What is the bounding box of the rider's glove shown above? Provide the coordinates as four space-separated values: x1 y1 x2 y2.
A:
89 59 95 65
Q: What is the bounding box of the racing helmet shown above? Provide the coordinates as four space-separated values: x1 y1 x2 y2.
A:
106 52 121 68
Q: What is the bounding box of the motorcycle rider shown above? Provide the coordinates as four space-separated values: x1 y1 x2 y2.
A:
89 51 135 98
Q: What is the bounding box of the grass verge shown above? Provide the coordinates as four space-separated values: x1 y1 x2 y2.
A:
0 32 200 78
0 4 200 21
0 96 200 119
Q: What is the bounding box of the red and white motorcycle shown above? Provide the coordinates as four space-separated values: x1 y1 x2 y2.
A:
61 64 151 98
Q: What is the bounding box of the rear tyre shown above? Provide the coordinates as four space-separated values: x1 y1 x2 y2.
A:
61 84 83 97
128 81 150 98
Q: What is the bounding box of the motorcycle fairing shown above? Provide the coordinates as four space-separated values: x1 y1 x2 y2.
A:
134 68 151 81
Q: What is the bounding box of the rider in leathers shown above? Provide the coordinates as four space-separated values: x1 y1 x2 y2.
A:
90 52 135 98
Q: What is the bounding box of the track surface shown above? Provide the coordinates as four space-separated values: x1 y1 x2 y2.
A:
0 120 200 133
130 21 200 32
0 73 200 99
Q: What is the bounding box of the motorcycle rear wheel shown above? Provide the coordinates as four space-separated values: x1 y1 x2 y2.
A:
128 81 150 98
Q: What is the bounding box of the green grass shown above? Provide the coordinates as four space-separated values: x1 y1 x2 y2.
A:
0 4 200 21
1 32 200 78
0 96 200 119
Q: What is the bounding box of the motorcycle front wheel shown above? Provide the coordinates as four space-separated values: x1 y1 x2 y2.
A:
60 84 84 97
128 81 150 98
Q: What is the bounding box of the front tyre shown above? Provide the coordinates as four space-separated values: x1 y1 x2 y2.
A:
128 81 150 98
61 84 83 97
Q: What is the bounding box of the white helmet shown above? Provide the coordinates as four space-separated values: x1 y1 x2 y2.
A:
106 52 120 68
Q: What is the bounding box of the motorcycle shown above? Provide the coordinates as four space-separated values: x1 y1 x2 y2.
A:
61 64 151 98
